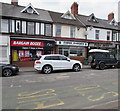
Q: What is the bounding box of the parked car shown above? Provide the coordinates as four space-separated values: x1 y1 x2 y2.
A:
88 49 120 70
0 64 19 77
34 54 82 74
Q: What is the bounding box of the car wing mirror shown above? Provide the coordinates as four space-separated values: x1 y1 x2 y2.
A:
67 59 70 62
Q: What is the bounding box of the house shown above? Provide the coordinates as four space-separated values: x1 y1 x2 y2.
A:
49 8 88 62
0 0 55 67
65 2 119 57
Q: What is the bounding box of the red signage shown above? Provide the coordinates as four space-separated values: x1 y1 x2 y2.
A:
11 40 44 47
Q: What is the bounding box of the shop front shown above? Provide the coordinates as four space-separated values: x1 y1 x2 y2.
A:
88 42 116 55
56 41 88 63
11 38 55 67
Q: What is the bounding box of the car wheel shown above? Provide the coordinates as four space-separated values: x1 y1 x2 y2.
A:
73 64 81 72
3 69 13 77
99 63 105 70
91 65 96 69
42 65 52 74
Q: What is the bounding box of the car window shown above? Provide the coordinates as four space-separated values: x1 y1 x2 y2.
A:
110 54 115 59
44 56 60 60
51 56 60 60
60 56 68 60
44 56 51 60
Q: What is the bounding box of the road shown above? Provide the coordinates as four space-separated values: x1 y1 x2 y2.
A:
2 67 119 110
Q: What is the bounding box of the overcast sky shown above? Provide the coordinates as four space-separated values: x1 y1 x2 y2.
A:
0 0 120 21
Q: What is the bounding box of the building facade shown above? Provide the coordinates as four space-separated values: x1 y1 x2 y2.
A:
49 9 88 62
0 1 55 67
0 1 120 67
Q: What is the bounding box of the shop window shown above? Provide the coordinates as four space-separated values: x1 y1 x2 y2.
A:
12 49 43 61
58 47 84 57
41 23 44 35
70 26 76 38
22 21 26 34
45 24 52 36
27 22 35 35
55 25 61 37
16 20 21 33
1 19 8 33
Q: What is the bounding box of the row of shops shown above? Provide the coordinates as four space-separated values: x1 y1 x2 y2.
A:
1 35 118 67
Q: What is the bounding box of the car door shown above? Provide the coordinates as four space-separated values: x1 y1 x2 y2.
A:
105 53 116 65
109 54 117 65
59 56 72 69
50 56 63 70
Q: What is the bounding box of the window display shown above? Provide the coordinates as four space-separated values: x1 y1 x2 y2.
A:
58 47 85 57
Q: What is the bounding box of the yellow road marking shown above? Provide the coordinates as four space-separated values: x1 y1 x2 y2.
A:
88 92 118 102
74 85 100 91
83 99 118 109
16 98 64 109
18 89 56 99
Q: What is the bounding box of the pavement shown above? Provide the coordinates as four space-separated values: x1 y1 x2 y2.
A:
19 65 91 72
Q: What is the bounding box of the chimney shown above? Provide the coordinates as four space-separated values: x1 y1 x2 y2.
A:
108 12 114 20
11 0 18 5
71 2 78 15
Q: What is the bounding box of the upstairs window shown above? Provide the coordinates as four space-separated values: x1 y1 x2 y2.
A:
45 24 52 36
1 19 8 33
27 22 35 35
70 26 76 38
95 30 100 40
41 23 44 35
55 25 61 37
9 19 15 33
61 11 76 20
15 20 21 33
21 3 39 15
35 22 40 35
88 13 99 23
112 31 117 41
22 21 26 34
107 31 110 41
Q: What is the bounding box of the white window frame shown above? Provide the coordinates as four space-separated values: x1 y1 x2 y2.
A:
107 31 110 41
35 22 40 35
41 23 44 35
55 25 61 37
70 26 76 38
95 30 100 40
45 24 52 36
1 19 9 33
16 20 21 33
22 21 26 34
27 22 35 35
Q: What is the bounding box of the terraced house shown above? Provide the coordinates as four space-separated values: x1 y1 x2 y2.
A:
0 0 55 67
0 1 120 67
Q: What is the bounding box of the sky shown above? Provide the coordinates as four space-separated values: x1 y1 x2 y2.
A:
0 0 120 21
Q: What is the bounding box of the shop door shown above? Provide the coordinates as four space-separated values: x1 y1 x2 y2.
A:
63 49 69 57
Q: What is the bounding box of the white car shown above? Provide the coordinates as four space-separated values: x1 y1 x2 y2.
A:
34 54 82 74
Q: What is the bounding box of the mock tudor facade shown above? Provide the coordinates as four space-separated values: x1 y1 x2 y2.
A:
0 1 55 67
0 1 120 67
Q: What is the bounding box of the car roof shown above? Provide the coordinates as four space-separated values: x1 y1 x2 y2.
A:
42 54 64 57
89 49 109 53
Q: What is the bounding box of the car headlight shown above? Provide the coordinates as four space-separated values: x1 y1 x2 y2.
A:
12 66 17 69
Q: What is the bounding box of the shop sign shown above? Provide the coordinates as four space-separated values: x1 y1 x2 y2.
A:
57 41 88 47
89 43 115 48
11 40 44 47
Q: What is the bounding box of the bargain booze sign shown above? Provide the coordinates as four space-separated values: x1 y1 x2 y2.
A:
11 40 44 47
